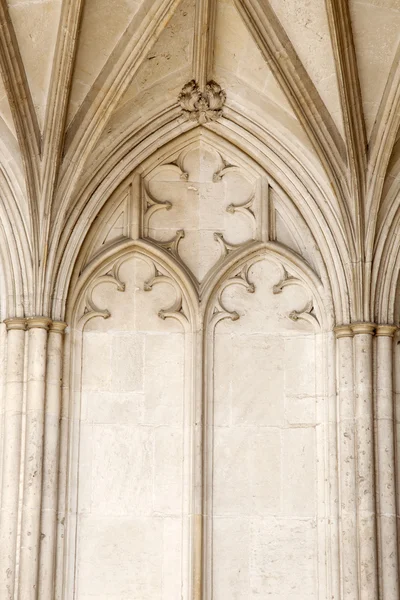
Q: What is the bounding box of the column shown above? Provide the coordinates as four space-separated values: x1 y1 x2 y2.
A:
334 325 359 598
18 317 51 600
375 325 399 599
0 318 26 600
38 321 67 598
352 323 378 600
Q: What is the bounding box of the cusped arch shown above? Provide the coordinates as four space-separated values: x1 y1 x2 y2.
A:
67 239 199 331
52 120 349 324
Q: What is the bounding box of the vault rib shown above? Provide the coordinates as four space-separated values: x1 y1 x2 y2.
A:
325 0 367 319
233 0 347 193
0 0 40 263
37 0 84 314
192 0 217 88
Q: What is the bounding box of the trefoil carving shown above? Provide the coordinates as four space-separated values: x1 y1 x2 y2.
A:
79 259 126 325
289 300 319 327
144 262 188 326
210 263 255 326
178 79 226 124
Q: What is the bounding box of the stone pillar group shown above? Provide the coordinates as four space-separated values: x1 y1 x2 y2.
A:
0 317 399 599
0 318 66 600
335 323 399 600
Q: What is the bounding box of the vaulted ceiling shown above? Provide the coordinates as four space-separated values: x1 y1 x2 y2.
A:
0 0 399 320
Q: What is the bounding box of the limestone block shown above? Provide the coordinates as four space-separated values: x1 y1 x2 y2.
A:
161 516 184 600
82 333 111 391
212 516 250 598
153 427 183 514
284 394 316 425
179 229 222 280
76 515 163 598
111 332 144 392
230 334 284 427
143 332 184 425
82 390 144 425
213 332 233 427
89 424 154 515
281 427 316 516
284 335 316 396
249 517 316 598
213 427 281 516
76 422 93 515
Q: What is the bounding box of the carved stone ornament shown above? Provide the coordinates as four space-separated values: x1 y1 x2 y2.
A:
178 79 226 124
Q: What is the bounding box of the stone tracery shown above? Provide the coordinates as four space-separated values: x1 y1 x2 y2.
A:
0 1 399 599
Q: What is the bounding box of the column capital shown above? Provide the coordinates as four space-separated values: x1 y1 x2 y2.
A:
4 317 26 331
375 324 398 337
334 325 353 338
49 321 67 334
351 322 375 335
26 316 52 331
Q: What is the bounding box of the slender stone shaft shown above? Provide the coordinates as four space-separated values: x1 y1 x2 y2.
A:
352 323 378 600
375 325 399 599
38 322 67 599
0 319 26 600
335 325 359 598
18 317 51 600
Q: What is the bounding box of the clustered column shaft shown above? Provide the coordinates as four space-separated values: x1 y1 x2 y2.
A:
0 317 66 600
0 319 26 600
375 326 399 598
335 323 399 600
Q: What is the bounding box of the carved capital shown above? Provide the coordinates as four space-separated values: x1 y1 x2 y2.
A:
26 316 52 331
375 324 397 337
334 325 353 338
351 322 375 336
178 79 226 124
49 321 68 334
4 317 27 331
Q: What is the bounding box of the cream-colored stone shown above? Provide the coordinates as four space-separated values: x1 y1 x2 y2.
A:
213 0 296 117
268 0 344 137
248 517 317 598
144 141 257 281
67 0 141 124
89 424 154 515
111 332 144 392
350 0 400 136
143 332 184 425
8 0 62 129
284 335 316 396
83 390 144 425
75 515 163 598
1 4 400 597
213 427 281 515
218 259 314 335
281 427 316 516
230 334 284 426
82 332 112 390
212 517 250 598
153 427 183 514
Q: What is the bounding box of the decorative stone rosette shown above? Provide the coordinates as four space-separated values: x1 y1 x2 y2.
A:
178 79 226 124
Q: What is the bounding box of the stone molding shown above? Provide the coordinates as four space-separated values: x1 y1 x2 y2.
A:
4 317 27 331
333 324 353 338
351 322 376 335
4 317 67 332
334 322 398 338
375 324 398 337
